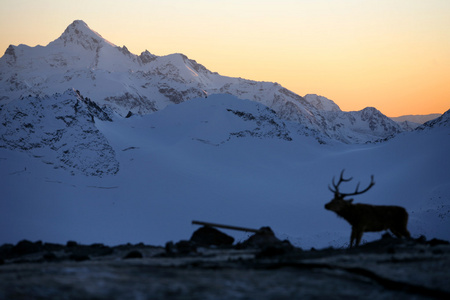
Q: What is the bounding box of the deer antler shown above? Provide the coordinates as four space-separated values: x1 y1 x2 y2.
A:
328 169 375 197
340 175 375 197
328 169 353 195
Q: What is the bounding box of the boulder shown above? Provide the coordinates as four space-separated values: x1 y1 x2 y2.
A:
237 227 292 250
190 226 234 247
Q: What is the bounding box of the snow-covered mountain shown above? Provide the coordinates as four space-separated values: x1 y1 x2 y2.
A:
0 92 449 249
0 90 302 177
0 20 314 122
305 94 402 143
1 20 401 144
304 94 341 112
396 120 422 131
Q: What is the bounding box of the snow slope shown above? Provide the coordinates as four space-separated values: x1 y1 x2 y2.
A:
1 93 449 249
0 20 402 143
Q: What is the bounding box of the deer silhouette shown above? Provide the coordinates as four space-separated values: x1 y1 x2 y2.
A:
324 170 410 248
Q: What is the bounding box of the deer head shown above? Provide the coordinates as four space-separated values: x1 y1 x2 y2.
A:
324 169 375 213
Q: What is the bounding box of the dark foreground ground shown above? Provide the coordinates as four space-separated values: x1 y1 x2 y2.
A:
1 235 449 300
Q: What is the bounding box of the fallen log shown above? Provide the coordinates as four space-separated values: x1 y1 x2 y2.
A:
192 220 259 233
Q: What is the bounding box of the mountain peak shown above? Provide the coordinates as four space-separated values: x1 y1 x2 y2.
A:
54 20 116 50
361 106 379 114
71 19 88 28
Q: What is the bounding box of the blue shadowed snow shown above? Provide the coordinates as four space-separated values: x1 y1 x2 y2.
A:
1 94 449 249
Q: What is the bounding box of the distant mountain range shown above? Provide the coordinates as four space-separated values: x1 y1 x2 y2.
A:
1 20 440 144
389 114 442 131
390 114 442 124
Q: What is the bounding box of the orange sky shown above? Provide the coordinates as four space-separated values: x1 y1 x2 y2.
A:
1 0 449 116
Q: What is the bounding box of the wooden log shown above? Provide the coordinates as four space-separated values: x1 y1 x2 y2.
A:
192 220 259 233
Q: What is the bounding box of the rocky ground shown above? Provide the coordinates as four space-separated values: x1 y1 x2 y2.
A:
1 228 449 300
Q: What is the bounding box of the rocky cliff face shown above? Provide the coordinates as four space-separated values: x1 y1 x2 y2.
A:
0 89 118 176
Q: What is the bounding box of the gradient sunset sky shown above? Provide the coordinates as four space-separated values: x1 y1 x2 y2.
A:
1 0 449 117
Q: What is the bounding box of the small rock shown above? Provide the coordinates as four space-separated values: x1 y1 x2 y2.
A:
237 227 284 249
163 240 197 256
175 240 197 255
12 240 43 256
427 238 450 247
165 241 175 255
123 250 143 259
257 241 294 258
69 254 90 261
66 241 78 247
43 253 57 261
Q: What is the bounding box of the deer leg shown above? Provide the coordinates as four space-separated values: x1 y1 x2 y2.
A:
397 228 411 239
350 228 356 248
354 228 364 247
391 227 411 239
390 229 402 238
396 224 411 239
403 229 411 239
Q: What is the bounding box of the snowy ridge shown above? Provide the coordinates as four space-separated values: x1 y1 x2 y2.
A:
418 109 450 129
304 94 402 143
329 107 402 143
396 120 421 131
131 94 301 146
0 92 305 176
1 20 404 144
304 94 341 112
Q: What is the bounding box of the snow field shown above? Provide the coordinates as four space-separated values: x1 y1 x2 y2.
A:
1 95 448 249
